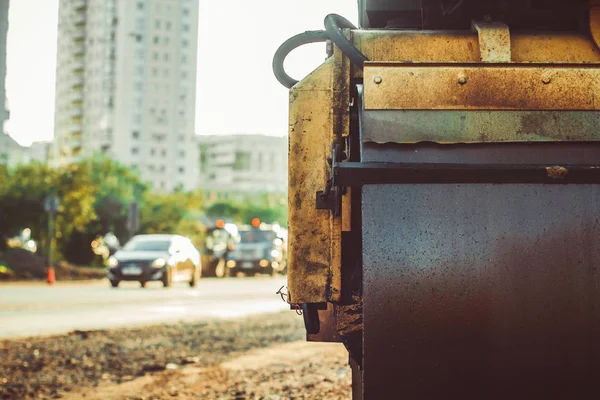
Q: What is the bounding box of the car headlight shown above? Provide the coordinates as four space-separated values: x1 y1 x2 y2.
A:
107 256 119 268
271 250 279 258
152 258 167 268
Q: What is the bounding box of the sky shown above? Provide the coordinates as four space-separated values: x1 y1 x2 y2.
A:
6 0 358 146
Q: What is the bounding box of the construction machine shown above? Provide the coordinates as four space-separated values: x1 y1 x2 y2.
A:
273 0 600 398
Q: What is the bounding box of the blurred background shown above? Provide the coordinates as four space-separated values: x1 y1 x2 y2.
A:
0 0 357 398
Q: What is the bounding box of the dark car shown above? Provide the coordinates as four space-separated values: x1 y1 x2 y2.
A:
106 234 201 288
226 225 286 276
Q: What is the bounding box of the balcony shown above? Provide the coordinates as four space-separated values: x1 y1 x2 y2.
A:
65 136 83 148
73 14 86 26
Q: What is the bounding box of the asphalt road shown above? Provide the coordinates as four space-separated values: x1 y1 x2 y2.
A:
0 277 289 339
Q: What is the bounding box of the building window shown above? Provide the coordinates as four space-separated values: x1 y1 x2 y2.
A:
183 8 189 16
153 36 159 44
153 52 158 60
137 2 143 10
161 149 167 157
131 147 139 155
179 150 185 157
132 131 140 139
166 22 172 30
163 53 169 62
183 24 189 32
233 152 251 171
160 165 166 172
155 20 161 29
182 40 188 47
151 148 156 156
178 167 185 173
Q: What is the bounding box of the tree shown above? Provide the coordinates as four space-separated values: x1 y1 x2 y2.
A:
0 162 97 256
205 202 240 218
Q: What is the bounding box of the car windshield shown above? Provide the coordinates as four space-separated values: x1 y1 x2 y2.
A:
123 239 171 252
238 230 276 243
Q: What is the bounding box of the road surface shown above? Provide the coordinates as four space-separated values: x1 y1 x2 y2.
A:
0 277 288 339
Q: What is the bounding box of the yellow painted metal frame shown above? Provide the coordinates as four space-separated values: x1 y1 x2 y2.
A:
287 11 600 305
287 50 348 304
364 64 600 111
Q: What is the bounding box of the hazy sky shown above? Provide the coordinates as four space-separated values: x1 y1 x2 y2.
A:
6 0 358 146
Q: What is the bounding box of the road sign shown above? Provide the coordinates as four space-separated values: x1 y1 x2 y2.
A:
43 195 60 215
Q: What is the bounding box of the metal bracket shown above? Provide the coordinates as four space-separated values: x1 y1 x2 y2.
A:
472 20 511 62
316 143 344 216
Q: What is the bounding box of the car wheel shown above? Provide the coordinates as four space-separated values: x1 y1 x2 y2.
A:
140 281 147 288
110 280 119 288
162 269 171 288
189 266 200 288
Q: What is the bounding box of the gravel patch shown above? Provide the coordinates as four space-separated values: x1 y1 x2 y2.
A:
0 311 350 399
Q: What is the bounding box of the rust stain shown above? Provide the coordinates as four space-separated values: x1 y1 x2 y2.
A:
546 166 569 179
364 64 600 111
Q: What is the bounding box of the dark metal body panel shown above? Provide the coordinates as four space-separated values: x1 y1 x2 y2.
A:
360 141 600 398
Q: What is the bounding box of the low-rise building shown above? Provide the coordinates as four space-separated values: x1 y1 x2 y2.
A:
198 134 287 194
0 133 24 167
0 136 53 167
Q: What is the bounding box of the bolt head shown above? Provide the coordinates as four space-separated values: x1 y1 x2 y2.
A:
373 76 382 84
542 75 552 84
457 75 468 85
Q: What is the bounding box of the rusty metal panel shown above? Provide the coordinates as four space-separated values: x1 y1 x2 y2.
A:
287 60 333 304
361 110 600 144
352 31 600 67
364 63 600 111
287 54 345 305
362 183 600 398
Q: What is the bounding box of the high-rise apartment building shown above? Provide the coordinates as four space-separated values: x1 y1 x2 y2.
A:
0 0 10 133
52 0 199 192
198 134 288 194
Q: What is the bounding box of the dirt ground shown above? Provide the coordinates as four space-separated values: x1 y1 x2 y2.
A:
0 312 351 399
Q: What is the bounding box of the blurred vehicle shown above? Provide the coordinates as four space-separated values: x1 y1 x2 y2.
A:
106 234 201 288
201 218 238 278
91 232 121 260
226 219 287 276
5 228 38 253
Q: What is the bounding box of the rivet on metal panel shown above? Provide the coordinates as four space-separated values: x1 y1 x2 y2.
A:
542 74 552 84
373 76 382 84
546 166 569 179
457 74 468 85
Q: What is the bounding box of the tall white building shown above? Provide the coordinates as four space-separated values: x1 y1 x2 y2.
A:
52 0 199 192
198 134 288 194
0 0 9 134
